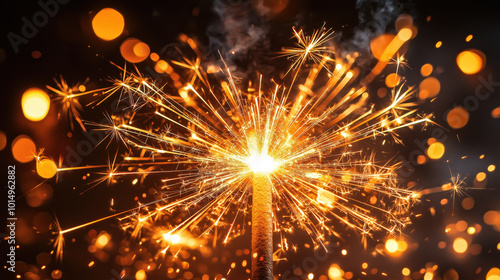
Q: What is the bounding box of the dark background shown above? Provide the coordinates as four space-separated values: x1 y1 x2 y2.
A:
1 0 500 279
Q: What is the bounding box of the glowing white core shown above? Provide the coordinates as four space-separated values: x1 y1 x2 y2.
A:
246 153 279 173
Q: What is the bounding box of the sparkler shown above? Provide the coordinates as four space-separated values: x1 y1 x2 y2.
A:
52 26 429 278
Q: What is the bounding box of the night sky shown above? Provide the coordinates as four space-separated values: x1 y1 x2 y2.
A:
1 1 500 280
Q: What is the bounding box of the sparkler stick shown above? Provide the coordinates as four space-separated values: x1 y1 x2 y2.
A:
252 174 273 280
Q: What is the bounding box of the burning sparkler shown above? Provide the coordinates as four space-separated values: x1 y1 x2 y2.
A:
51 26 429 279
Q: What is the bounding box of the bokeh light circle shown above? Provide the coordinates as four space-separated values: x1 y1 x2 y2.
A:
21 88 50 121
92 8 125 41
11 135 36 163
120 38 150 63
457 49 485 75
36 158 58 179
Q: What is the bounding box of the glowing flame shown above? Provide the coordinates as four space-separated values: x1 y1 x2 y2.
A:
246 153 279 174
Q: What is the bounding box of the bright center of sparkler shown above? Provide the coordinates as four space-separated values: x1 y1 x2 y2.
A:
246 152 279 174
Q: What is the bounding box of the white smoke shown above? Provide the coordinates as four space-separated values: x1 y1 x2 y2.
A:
206 0 271 78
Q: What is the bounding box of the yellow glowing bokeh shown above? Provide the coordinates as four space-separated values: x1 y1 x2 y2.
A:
467 227 476 235
398 28 412 41
466 34 473 42
328 265 343 279
446 107 469 129
136 269 147 280
92 8 124 41
427 142 445 160
487 268 500 280
385 73 401 88
457 50 485 75
476 172 486 182
21 88 50 121
452 237 468 253
155 60 170 73
420 63 433 77
36 158 58 179
402 268 410 276
133 42 151 58
435 41 442 48
120 38 150 63
385 239 398 253
488 165 496 172
96 233 110 247
397 240 408 252
12 135 36 163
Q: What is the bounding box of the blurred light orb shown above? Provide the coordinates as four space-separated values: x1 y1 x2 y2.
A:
36 158 58 179
446 107 469 129
398 28 412 41
402 268 410 276
328 265 343 280
457 49 485 75
51 270 63 279
21 88 50 121
136 269 147 280
385 239 399 253
487 267 500 280
491 107 500 118
92 8 125 41
120 38 150 63
385 73 401 88
476 172 487 182
453 237 468 253
420 63 433 77
427 142 445 160
12 135 36 163
96 232 111 247
419 77 441 99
